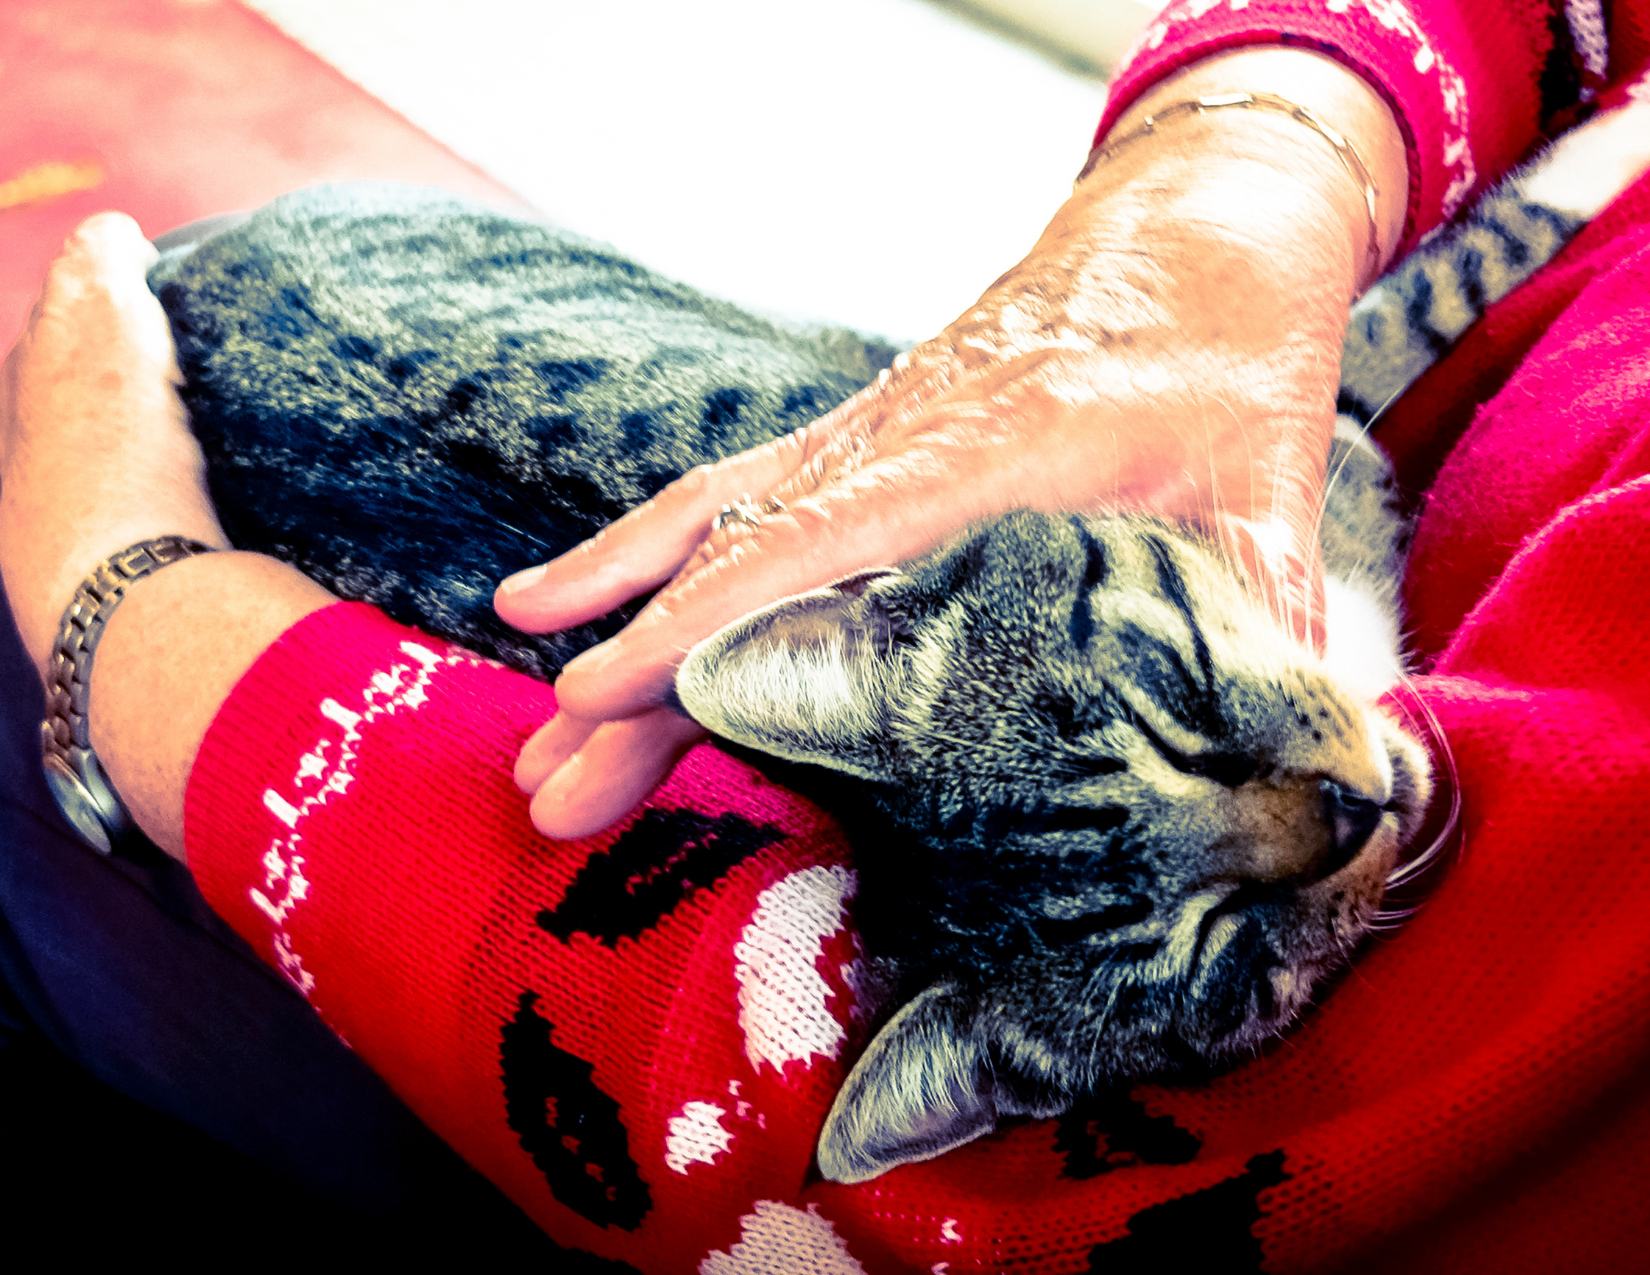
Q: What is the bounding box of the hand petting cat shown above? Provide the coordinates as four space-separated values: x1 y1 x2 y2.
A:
496 47 1409 840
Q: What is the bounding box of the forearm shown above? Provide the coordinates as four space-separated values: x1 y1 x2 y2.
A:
87 551 334 860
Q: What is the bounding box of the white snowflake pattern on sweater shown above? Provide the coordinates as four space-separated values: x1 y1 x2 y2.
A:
250 639 467 997
732 864 859 1074
665 1099 734 1174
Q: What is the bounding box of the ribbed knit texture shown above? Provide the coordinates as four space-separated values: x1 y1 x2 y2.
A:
184 6 1650 1271
1100 0 1602 252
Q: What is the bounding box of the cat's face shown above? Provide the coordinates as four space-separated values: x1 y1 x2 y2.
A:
677 511 1431 1183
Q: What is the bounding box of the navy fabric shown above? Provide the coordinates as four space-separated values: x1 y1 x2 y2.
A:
0 579 558 1252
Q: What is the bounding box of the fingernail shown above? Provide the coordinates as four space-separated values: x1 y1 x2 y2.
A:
532 755 603 841
498 563 547 595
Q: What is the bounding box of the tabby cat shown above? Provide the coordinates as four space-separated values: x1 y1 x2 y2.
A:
146 98 1648 1184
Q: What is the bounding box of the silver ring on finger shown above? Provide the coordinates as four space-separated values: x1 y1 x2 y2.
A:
711 493 787 533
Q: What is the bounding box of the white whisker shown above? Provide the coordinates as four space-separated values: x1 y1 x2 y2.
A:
1383 676 1462 891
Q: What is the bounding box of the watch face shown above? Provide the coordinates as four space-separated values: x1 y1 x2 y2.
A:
43 754 114 855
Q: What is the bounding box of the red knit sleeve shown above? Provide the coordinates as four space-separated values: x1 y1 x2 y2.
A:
183 601 870 1267
1097 0 1624 250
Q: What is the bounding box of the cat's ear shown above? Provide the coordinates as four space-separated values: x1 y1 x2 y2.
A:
816 983 1029 1184
674 569 908 780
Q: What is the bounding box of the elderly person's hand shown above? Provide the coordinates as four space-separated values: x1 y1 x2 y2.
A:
496 47 1410 840
0 213 229 676
0 213 331 858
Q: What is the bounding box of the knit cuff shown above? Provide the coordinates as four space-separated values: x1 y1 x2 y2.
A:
183 600 536 924
1093 1 1550 254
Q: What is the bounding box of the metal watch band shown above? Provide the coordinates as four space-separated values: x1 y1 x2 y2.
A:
41 535 218 854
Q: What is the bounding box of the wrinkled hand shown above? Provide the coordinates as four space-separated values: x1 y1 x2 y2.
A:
498 52 1406 841
0 213 228 677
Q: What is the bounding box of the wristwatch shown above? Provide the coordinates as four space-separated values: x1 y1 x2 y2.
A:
40 536 217 854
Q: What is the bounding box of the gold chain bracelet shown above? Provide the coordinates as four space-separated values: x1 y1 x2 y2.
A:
1076 91 1382 273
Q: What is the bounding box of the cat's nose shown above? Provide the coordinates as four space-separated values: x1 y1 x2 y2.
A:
1321 781 1383 875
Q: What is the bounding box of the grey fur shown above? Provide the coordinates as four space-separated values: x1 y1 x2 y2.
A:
815 983 1050 1184
686 133 1631 1178
149 184 896 681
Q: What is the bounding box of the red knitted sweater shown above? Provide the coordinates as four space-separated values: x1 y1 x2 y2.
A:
185 5 1650 1271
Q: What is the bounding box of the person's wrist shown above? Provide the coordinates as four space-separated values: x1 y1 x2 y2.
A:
1061 126 1367 301
87 550 335 860
1028 149 1360 417
1082 47 1408 290
2 480 229 683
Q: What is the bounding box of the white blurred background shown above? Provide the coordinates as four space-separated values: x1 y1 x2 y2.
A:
242 0 1155 342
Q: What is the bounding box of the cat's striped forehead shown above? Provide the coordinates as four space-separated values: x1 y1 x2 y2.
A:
839 512 1426 1091
885 513 1355 783
678 510 1392 811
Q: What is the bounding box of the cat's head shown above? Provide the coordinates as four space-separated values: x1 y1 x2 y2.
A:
676 511 1432 1184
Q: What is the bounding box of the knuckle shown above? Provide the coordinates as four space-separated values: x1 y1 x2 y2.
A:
75 210 141 250
62 214 119 262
